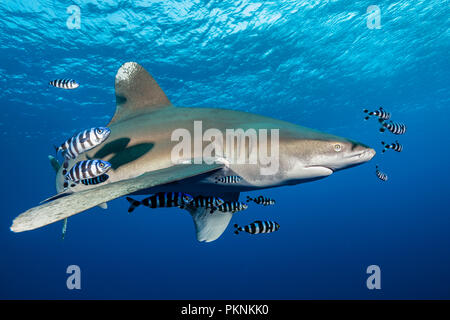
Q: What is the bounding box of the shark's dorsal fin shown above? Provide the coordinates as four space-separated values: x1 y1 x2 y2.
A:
109 62 172 125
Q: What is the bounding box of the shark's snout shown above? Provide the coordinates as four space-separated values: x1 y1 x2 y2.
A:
345 145 376 161
335 144 375 171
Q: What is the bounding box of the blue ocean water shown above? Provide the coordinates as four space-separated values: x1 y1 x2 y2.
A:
0 0 449 299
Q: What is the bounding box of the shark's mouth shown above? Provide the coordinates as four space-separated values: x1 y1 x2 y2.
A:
344 149 376 162
305 149 376 173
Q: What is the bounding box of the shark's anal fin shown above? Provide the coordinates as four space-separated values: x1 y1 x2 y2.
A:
98 202 108 210
185 192 240 243
109 62 172 125
11 163 224 233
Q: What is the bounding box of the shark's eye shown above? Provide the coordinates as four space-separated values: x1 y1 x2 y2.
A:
334 144 342 152
99 163 104 168
96 128 103 134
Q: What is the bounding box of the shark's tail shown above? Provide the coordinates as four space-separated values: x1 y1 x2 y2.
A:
246 196 252 202
126 197 141 213
381 141 386 153
233 223 240 234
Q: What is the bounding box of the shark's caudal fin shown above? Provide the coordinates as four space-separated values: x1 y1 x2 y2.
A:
11 163 224 233
108 62 173 125
184 192 240 242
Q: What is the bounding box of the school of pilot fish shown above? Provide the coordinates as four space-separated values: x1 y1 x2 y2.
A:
363 106 407 182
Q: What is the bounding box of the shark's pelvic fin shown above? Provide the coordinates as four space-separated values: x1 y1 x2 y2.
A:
109 62 172 125
185 192 240 243
11 163 223 233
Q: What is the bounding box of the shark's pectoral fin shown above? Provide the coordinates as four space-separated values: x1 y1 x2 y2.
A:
109 62 173 125
39 191 72 204
11 163 223 233
185 192 240 243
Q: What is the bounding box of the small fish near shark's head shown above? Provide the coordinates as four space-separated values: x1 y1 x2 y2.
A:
91 127 111 144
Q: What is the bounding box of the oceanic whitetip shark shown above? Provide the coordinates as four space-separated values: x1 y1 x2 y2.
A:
11 62 375 242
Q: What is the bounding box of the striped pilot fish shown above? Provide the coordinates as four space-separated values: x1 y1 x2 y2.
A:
379 119 407 135
214 201 248 214
65 160 111 183
190 195 225 213
215 175 243 184
381 141 403 153
363 107 391 121
56 127 111 160
375 165 388 181
80 174 109 186
234 221 280 235
246 195 276 206
49 79 79 89
126 192 194 213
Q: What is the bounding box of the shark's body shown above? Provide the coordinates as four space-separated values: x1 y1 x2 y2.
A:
11 62 375 242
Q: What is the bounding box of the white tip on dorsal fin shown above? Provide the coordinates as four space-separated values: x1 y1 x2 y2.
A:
109 62 172 125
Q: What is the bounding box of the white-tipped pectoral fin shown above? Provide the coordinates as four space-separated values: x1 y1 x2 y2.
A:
11 163 223 233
